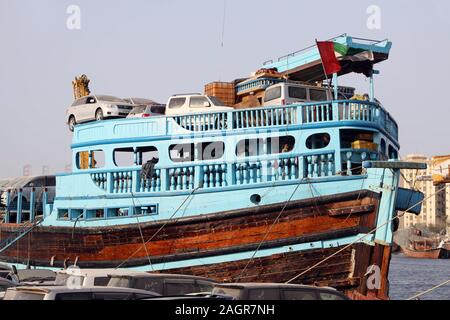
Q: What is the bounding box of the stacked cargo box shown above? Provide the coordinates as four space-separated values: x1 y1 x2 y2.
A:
204 82 236 107
351 132 378 151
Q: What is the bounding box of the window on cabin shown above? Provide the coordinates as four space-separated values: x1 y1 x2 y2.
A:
113 147 159 167
69 209 84 220
169 144 195 162
236 138 264 157
389 145 398 160
114 148 135 167
339 130 375 149
134 205 158 216
76 150 105 170
86 209 104 220
58 209 69 220
380 139 387 160
267 136 296 154
198 142 225 160
306 133 331 150
138 147 159 165
106 208 130 218
91 151 105 168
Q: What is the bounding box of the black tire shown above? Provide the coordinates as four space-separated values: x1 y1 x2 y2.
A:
68 116 76 132
95 108 104 121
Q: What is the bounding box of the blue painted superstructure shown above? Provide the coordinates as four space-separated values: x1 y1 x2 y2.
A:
46 99 400 231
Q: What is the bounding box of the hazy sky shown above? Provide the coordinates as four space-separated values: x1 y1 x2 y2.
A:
0 0 449 178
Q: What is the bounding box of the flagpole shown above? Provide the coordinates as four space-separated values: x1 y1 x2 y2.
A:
316 39 334 100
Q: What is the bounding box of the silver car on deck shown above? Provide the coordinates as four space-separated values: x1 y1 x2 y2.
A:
66 95 134 131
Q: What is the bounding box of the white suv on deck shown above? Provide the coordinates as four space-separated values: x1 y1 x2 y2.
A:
66 95 134 131
165 94 233 116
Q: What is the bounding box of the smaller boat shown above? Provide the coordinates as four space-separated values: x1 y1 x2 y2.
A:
401 237 450 259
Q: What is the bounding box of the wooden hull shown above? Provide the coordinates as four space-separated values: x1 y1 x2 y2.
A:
0 190 392 299
401 246 450 259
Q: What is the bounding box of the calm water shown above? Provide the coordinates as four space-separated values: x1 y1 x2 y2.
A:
389 254 450 300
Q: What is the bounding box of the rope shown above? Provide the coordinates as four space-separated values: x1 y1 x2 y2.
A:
235 181 303 280
220 0 227 48
407 279 450 300
115 187 200 269
135 215 153 270
235 159 366 280
129 189 153 271
285 184 448 284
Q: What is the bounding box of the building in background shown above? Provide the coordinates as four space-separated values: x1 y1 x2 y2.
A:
399 154 449 232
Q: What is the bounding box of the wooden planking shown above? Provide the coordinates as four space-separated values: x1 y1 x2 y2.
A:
160 245 359 289
0 192 378 267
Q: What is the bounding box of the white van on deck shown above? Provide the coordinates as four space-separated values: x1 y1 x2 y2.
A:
263 82 354 107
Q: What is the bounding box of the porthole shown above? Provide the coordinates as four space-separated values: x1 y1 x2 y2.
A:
306 133 331 150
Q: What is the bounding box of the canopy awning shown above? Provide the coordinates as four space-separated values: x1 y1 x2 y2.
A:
263 34 392 82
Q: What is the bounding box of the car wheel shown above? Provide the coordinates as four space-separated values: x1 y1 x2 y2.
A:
68 116 76 132
95 109 104 121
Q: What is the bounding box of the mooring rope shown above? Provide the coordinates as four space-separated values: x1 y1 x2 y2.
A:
285 184 448 284
407 279 450 300
236 181 303 281
115 187 200 269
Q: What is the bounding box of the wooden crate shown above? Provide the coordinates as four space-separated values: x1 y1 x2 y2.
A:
205 82 236 106
355 133 374 141
351 140 378 151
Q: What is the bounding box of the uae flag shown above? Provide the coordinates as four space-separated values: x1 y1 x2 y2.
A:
317 41 374 77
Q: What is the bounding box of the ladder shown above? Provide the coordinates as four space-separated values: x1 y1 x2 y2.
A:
0 218 43 254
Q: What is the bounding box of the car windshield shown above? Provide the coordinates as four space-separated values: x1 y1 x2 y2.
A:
3 290 45 300
212 287 242 299
208 96 225 106
150 105 166 115
96 95 126 103
130 106 147 114
108 276 132 288
54 273 85 286
129 98 157 105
